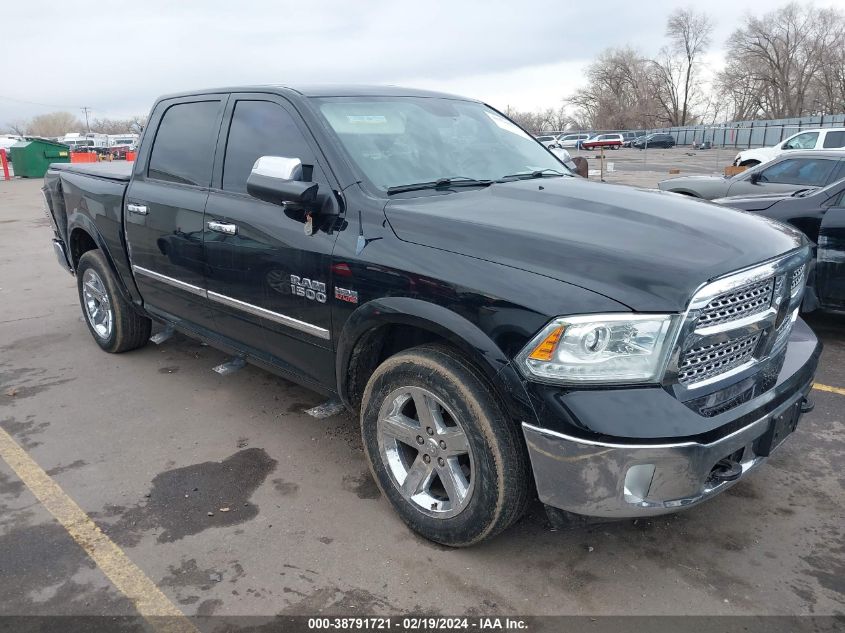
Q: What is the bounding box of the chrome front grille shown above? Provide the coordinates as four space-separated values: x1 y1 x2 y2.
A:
697 278 774 327
670 248 810 391
678 333 760 385
790 264 806 295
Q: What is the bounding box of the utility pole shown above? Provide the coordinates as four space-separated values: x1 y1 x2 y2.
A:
81 107 91 133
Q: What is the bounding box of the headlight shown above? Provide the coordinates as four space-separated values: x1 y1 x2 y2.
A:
516 314 680 385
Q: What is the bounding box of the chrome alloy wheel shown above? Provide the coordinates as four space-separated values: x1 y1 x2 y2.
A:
377 386 475 518
82 268 113 340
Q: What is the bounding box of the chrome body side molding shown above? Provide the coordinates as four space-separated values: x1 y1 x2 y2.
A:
206 291 330 340
132 265 205 297
131 265 330 340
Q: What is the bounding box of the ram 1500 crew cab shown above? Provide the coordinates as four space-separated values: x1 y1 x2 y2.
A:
41 85 820 546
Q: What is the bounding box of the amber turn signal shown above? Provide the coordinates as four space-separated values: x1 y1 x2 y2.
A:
528 326 565 361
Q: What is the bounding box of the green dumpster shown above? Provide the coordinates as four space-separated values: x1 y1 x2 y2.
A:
9 138 70 178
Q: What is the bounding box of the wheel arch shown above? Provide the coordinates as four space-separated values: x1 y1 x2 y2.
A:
67 215 134 302
336 297 536 425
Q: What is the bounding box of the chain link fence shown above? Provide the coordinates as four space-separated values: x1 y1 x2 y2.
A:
543 113 845 150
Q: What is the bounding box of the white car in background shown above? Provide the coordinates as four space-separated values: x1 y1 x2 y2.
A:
734 128 845 167
557 133 591 148
536 135 561 149
0 134 22 155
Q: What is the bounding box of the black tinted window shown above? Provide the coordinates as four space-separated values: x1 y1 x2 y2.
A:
223 101 317 193
822 131 845 148
148 101 221 186
759 158 838 186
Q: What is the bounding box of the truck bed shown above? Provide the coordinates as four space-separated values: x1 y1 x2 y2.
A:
49 161 132 182
44 162 137 302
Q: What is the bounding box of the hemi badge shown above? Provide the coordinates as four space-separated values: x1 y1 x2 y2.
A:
335 287 358 304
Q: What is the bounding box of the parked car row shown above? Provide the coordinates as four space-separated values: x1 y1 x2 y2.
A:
658 149 845 313
539 126 845 160
534 131 677 150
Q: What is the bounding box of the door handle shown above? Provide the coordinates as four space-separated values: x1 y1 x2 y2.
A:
207 220 238 235
127 203 148 215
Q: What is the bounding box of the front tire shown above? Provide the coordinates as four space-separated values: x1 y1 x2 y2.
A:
360 345 531 547
77 250 151 353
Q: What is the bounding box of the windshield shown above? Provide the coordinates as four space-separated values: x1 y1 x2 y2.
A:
313 96 569 191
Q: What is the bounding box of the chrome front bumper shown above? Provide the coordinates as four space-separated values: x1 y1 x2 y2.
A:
522 378 813 519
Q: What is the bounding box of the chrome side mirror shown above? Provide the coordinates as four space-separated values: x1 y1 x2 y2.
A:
246 155 318 207
252 156 303 181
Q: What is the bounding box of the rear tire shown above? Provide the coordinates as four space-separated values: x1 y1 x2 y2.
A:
77 250 151 353
360 345 531 547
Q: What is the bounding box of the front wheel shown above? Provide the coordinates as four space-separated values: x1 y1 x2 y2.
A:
360 345 531 546
77 250 151 353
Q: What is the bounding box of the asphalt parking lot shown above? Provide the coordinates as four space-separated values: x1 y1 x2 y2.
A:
0 172 843 625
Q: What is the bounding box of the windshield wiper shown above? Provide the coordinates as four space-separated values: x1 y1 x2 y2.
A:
498 168 568 181
386 177 494 195
791 187 818 197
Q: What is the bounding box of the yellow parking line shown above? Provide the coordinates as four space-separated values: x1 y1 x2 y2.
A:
0 426 199 633
813 383 845 396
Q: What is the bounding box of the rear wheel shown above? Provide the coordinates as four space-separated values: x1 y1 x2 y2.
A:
77 250 151 353
360 345 531 546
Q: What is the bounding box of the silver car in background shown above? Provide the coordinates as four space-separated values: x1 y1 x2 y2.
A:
658 151 845 199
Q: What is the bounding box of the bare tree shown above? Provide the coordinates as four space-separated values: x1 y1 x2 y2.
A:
27 112 84 138
89 116 148 135
718 3 845 119
504 106 547 134
649 9 713 126
126 115 147 134
2 120 28 136
814 45 845 114
568 47 659 130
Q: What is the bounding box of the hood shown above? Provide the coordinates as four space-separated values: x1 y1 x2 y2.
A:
384 177 804 312
737 146 778 161
658 175 727 189
713 191 800 211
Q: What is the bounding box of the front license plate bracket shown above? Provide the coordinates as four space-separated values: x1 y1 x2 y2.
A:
756 402 801 457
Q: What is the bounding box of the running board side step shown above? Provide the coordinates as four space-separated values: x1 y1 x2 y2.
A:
212 356 246 376
150 324 175 345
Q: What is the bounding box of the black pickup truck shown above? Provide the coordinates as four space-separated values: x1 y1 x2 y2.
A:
42 85 820 546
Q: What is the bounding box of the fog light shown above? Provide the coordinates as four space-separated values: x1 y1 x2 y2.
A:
624 464 656 503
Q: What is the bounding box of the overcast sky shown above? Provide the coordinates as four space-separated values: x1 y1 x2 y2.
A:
2 0 843 128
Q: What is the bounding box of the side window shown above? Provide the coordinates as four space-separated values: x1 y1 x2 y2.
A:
759 158 836 186
782 132 819 150
822 131 845 149
222 100 323 194
148 101 221 186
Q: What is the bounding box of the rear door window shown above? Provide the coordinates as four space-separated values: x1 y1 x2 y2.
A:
148 101 222 186
822 131 845 149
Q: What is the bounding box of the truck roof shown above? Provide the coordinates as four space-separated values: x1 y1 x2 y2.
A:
156 84 479 103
